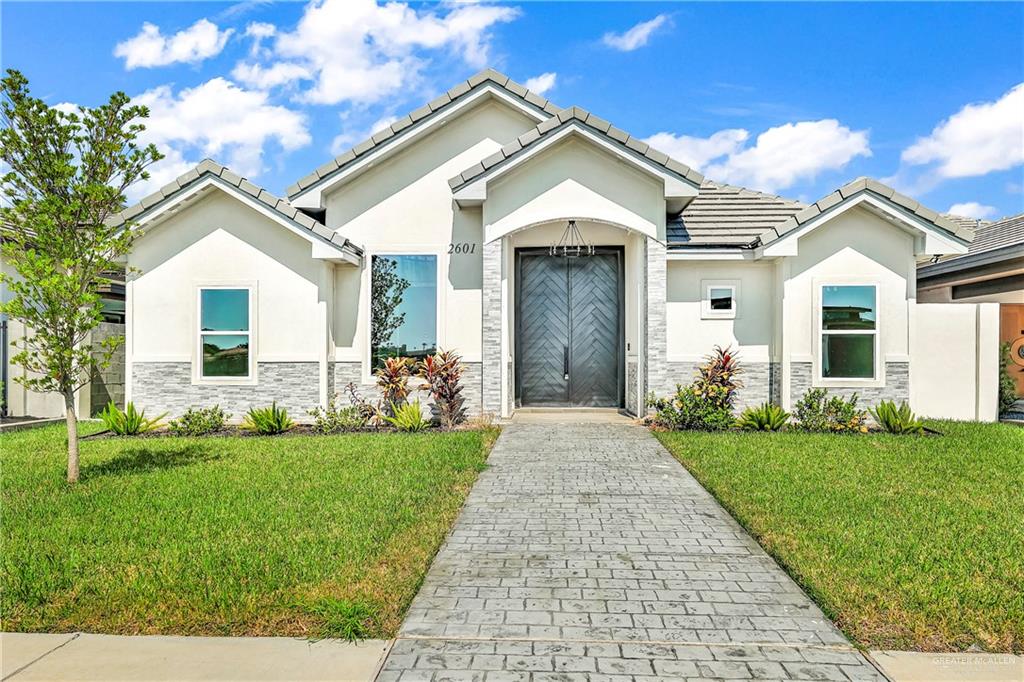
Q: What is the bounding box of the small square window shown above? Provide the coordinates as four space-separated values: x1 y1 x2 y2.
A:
709 287 734 311
701 281 738 319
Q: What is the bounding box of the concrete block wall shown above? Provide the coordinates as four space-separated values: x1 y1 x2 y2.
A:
89 322 126 416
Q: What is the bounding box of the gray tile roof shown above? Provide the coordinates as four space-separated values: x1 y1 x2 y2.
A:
921 212 1024 269
109 159 363 261
448 105 705 191
669 176 973 250
669 181 806 247
286 69 562 199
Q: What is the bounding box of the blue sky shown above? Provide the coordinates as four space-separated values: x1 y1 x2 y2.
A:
3 1 1022 219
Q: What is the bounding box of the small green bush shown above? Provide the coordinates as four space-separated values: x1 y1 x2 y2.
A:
167 406 229 436
792 388 868 433
384 400 429 432
869 400 925 435
242 402 294 435
647 385 734 431
307 395 367 434
99 401 165 436
737 403 790 431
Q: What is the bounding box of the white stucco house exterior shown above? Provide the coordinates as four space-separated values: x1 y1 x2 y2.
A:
113 69 1001 421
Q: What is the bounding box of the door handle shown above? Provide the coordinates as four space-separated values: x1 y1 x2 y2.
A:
563 345 569 380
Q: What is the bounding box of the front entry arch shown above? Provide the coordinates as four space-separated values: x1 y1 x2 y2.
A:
515 247 624 407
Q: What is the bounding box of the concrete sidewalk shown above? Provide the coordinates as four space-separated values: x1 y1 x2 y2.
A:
1 632 390 681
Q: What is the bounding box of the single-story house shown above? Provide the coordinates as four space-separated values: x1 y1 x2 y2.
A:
1 248 126 420
918 212 1024 399
113 68 1001 421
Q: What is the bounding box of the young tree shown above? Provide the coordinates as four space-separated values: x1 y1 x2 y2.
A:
0 70 161 482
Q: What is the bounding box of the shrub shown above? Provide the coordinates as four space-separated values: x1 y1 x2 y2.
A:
307 395 367 434
417 349 467 429
375 357 412 413
167 406 229 436
693 345 743 410
242 402 294 435
383 400 429 432
792 388 868 433
343 382 383 426
737 403 790 431
646 346 742 431
99 401 165 436
999 342 1019 415
647 385 734 431
869 400 925 435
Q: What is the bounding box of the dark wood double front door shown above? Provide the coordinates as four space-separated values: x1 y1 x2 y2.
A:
515 248 624 407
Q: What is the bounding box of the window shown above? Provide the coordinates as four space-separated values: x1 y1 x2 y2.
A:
701 281 738 319
820 284 876 380
371 255 437 369
198 288 251 378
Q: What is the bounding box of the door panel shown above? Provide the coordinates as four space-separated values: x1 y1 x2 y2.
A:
518 255 569 405
516 249 622 408
569 254 621 406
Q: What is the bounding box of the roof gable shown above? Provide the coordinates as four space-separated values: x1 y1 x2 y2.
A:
449 105 703 211
110 159 362 265
287 69 559 203
758 177 973 257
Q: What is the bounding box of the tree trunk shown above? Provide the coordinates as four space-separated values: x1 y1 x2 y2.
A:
65 390 79 484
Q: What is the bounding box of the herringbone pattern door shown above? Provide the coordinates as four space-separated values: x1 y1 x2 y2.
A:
517 250 622 408
569 254 620 406
518 254 570 405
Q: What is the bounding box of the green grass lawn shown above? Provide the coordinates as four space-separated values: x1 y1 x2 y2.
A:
1 423 495 638
656 421 1024 653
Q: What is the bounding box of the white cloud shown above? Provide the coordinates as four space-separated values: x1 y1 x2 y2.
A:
901 83 1024 179
130 77 310 197
707 120 871 192
114 19 234 69
646 120 870 193
244 21 276 58
601 15 668 52
330 114 400 156
232 61 312 90
241 0 519 106
947 202 998 220
524 72 557 96
643 129 749 170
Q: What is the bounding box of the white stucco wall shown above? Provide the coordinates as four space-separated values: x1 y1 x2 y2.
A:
129 190 328 365
2 256 85 418
911 302 1000 420
482 137 667 243
666 261 774 362
323 100 538 366
782 207 915 384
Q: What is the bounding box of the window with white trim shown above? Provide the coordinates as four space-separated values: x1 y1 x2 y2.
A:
819 284 877 379
371 254 437 370
701 281 738 319
198 287 252 378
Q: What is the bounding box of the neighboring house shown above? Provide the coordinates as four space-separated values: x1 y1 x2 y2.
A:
1 254 126 419
113 69 1000 421
918 213 1024 398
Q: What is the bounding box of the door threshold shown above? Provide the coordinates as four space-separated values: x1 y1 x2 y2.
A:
516 407 625 413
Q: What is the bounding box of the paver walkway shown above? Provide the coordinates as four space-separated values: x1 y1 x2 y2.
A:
377 422 886 681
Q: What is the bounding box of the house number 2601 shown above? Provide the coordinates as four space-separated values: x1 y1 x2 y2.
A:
447 242 476 254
